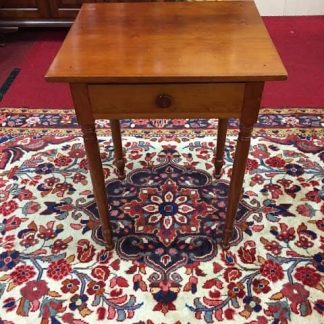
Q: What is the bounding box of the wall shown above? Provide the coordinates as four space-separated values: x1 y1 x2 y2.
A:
255 0 324 15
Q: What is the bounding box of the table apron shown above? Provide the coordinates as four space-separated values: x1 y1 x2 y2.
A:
87 83 244 119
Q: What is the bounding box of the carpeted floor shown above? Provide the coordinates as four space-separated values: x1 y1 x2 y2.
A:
0 108 323 323
0 16 324 108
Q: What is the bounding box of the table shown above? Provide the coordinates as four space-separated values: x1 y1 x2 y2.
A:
46 2 287 250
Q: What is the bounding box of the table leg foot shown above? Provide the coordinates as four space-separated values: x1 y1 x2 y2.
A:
114 157 126 180
221 227 233 250
221 241 230 250
81 123 114 248
105 241 115 251
102 229 114 250
213 169 222 179
222 122 252 250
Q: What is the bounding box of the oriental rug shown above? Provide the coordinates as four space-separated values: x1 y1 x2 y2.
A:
0 108 323 324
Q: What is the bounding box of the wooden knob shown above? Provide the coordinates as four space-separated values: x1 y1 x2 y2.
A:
156 94 172 108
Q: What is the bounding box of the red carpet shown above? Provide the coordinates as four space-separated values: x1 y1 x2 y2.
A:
0 16 324 108
262 16 324 107
0 30 38 87
0 30 72 108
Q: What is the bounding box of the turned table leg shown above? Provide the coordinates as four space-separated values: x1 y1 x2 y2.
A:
70 84 114 250
221 122 253 249
214 118 228 179
110 119 126 179
222 82 264 250
81 124 114 250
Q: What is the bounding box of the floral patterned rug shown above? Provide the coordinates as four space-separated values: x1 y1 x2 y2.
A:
0 108 323 324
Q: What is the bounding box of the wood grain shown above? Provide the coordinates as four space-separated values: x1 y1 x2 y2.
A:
214 118 228 179
222 82 264 250
70 83 114 250
110 119 126 179
46 2 287 83
88 83 244 119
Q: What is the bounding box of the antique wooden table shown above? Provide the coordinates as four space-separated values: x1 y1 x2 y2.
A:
46 2 287 250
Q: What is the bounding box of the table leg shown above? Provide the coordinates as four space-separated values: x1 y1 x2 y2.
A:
81 124 114 250
221 122 253 249
110 119 126 179
221 82 264 250
214 118 228 179
70 84 115 249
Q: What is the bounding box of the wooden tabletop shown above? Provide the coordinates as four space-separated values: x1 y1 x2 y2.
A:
46 2 287 83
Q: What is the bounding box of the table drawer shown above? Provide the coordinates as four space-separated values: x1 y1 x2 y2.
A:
88 83 244 119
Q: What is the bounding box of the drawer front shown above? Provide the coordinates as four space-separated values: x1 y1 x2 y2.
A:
88 83 244 119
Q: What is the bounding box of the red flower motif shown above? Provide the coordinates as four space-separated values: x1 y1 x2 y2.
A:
305 190 321 203
295 234 313 249
3 216 22 233
10 265 36 285
250 174 264 185
61 279 80 293
20 280 49 301
196 148 211 160
17 189 33 201
260 260 284 282
52 182 74 197
227 282 245 299
264 184 283 199
281 283 310 314
77 239 96 263
250 145 270 159
0 200 18 217
20 230 38 247
54 155 72 167
224 267 242 283
265 156 286 168
47 259 72 280
37 222 58 240
73 173 87 184
1 235 15 250
91 265 110 281
294 266 320 287
272 223 295 242
129 149 143 160
263 240 282 255
44 177 60 187
69 147 86 158
79 159 88 170
87 280 106 296
51 239 68 254
252 278 271 294
296 204 313 217
277 179 293 188
238 241 256 264
246 159 259 171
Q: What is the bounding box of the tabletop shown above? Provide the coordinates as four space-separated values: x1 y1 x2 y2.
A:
46 2 287 83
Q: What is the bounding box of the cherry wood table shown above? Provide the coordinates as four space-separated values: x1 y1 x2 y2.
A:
46 2 287 250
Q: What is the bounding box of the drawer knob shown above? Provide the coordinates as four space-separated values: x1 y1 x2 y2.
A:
156 94 172 108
